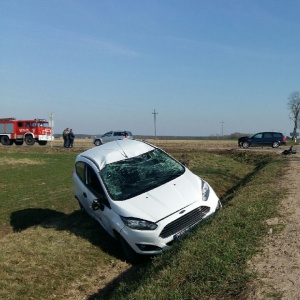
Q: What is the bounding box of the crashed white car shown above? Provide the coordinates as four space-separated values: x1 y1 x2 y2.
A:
73 139 221 262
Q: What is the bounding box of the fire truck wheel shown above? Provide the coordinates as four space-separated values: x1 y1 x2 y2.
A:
1 136 13 145
25 135 35 145
15 140 24 146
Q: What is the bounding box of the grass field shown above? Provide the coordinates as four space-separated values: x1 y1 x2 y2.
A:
0 139 286 299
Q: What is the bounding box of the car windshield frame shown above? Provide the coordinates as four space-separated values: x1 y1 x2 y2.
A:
100 148 185 200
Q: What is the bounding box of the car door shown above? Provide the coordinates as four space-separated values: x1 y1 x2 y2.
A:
262 132 273 146
250 133 263 146
75 160 115 237
102 131 113 143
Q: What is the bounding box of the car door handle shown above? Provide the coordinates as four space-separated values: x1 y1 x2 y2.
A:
83 192 87 198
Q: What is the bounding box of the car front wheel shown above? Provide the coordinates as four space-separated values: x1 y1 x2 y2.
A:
94 140 102 146
118 235 141 264
242 141 250 149
272 141 280 148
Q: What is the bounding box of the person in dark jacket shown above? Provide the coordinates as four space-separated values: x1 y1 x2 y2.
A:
62 128 70 147
69 129 75 147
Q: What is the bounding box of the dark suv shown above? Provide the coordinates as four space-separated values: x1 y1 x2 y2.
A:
93 130 133 146
238 132 286 149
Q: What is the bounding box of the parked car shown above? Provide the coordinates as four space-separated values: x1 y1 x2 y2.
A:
93 131 133 146
238 132 286 149
73 139 221 262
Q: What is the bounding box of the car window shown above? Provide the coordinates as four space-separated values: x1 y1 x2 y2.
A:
273 133 283 138
126 132 132 136
103 131 113 137
76 162 109 206
86 165 106 198
263 133 273 138
75 162 85 182
114 132 123 136
252 133 263 139
100 149 185 201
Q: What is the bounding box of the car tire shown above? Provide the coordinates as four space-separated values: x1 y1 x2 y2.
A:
118 235 141 264
242 141 250 149
272 141 280 148
94 140 102 146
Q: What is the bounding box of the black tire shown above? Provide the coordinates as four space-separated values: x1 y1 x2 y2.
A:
38 141 47 146
118 235 140 264
0 136 12 145
15 140 24 146
94 140 102 146
242 141 250 149
272 141 280 148
25 135 35 145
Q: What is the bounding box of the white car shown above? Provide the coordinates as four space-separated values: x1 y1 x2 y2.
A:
93 130 133 146
73 139 221 262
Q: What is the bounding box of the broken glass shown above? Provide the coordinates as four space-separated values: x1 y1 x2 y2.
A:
100 149 185 200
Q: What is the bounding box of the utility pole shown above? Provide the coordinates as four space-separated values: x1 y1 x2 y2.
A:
152 109 158 139
220 120 224 138
49 112 54 148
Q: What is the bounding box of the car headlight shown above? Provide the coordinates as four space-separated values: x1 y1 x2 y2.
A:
201 180 210 201
120 216 158 230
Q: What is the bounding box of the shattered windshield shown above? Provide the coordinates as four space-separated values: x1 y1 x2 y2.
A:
100 148 185 200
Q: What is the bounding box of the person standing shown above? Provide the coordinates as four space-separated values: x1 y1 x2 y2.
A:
69 129 75 148
63 128 70 147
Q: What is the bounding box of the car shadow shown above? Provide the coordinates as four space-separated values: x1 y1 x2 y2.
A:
10 208 65 231
10 208 124 260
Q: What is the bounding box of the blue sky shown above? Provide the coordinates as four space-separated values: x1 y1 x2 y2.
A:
1 0 299 136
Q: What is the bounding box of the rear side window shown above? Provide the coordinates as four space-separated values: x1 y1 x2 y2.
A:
264 133 273 138
273 133 283 138
114 132 124 136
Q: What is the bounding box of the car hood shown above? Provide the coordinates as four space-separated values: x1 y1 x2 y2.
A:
111 170 202 222
238 136 249 140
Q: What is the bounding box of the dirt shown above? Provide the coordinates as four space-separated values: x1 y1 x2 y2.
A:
247 145 300 300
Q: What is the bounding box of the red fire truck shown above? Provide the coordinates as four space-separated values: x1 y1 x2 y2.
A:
0 118 54 146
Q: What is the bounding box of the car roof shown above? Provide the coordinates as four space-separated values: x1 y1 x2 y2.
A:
253 131 283 135
77 139 154 170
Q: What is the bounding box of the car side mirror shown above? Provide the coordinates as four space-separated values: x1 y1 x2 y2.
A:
91 199 105 211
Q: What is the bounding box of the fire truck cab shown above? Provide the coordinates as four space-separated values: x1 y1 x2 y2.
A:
0 118 54 146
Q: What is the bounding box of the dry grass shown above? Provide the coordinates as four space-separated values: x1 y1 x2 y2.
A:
0 138 239 154
0 138 286 299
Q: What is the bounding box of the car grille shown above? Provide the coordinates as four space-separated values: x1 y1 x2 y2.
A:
159 206 210 238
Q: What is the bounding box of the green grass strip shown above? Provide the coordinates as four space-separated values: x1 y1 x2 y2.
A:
104 157 285 300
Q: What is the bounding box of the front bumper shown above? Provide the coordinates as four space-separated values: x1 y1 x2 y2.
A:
38 135 54 141
119 197 221 255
